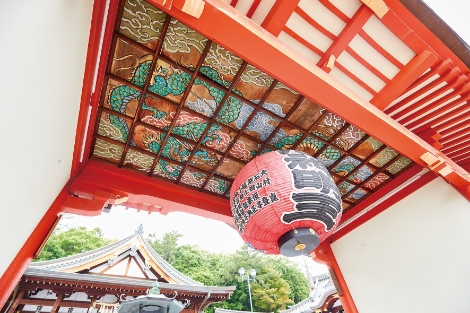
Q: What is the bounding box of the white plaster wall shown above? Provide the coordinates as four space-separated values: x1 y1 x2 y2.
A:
0 0 94 277
332 177 470 313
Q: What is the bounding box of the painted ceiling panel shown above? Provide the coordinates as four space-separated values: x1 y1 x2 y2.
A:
91 0 414 214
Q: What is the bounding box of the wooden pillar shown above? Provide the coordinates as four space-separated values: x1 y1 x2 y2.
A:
51 294 64 313
7 290 25 313
312 243 358 313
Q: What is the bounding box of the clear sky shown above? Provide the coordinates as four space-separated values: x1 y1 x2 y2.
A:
424 0 469 44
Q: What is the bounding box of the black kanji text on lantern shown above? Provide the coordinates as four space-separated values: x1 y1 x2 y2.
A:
278 150 341 231
231 169 280 233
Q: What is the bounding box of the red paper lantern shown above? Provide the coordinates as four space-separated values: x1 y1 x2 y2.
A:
230 150 342 256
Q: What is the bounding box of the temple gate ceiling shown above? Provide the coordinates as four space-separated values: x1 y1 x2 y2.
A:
90 0 414 215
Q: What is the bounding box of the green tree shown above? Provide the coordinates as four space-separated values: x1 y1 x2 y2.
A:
173 244 219 285
34 227 115 261
147 231 183 264
251 267 293 312
205 245 305 313
270 257 310 303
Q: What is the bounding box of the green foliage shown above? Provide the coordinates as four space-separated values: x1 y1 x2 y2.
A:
34 227 115 261
147 231 183 264
147 234 310 313
270 257 310 303
202 245 308 313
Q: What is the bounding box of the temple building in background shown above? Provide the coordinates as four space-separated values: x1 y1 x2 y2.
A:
2 229 235 313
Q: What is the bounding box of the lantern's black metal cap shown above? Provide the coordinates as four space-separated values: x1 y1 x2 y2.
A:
278 228 320 257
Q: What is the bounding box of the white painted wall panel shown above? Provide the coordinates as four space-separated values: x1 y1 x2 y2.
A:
0 0 93 277
286 12 333 52
329 0 361 18
298 0 346 36
235 0 253 16
329 67 374 101
363 15 415 65
251 0 276 25
337 51 386 92
349 35 399 79
278 31 322 65
332 178 470 313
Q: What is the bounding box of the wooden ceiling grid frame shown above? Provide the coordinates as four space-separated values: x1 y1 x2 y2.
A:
206 79 280 194
90 0 414 214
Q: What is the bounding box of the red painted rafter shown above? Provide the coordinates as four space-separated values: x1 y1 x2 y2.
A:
386 66 459 115
345 46 390 83
316 5 373 72
448 149 470 159
443 141 470 155
400 82 470 126
440 118 470 137
246 0 261 18
391 75 467 120
294 7 336 40
335 62 378 95
408 92 470 131
442 136 470 152
454 151 470 163
318 0 350 23
385 0 470 73
371 50 438 111
283 27 324 56
433 103 470 131
380 9 434 54
401 59 453 95
261 0 300 36
441 126 470 144
358 29 404 69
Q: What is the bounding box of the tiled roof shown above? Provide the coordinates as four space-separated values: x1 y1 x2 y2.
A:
30 232 202 285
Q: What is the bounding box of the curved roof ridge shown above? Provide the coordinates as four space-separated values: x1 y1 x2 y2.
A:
139 235 203 286
29 231 203 286
30 234 135 270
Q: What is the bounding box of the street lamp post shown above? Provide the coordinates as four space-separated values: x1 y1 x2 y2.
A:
238 267 256 312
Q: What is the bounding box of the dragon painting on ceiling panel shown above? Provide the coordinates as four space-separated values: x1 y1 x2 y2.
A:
91 0 415 210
